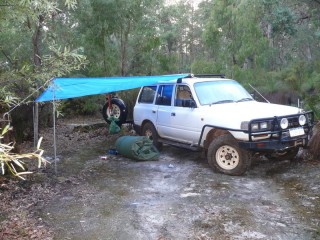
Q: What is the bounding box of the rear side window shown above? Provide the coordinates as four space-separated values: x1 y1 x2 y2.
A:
156 85 173 106
138 86 157 103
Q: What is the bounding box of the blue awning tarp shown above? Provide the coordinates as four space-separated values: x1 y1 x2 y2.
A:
36 74 189 102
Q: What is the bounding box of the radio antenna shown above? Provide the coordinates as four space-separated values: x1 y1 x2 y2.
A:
249 84 270 103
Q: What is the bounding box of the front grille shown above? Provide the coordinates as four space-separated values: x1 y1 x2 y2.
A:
288 117 299 128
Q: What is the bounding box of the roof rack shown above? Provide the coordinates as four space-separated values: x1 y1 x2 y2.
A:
177 73 192 83
193 74 225 78
177 73 225 83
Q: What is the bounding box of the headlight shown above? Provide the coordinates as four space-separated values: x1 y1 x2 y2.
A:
252 123 259 131
260 122 268 129
280 118 288 129
299 115 306 126
242 121 269 131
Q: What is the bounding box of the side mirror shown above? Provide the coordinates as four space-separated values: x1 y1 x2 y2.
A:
190 100 197 108
184 99 197 108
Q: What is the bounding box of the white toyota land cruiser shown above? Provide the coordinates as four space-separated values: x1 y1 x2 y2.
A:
133 74 314 175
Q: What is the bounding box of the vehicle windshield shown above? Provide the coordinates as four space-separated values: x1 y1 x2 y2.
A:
194 80 253 105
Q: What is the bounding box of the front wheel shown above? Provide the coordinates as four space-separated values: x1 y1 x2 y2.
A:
102 98 127 126
207 134 251 176
141 122 163 150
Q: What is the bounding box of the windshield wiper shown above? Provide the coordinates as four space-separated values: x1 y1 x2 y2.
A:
236 98 253 103
211 100 235 105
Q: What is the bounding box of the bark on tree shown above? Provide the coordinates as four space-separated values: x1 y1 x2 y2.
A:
32 15 44 67
120 21 131 76
33 15 44 147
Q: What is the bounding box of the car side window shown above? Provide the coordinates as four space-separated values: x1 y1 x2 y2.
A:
138 86 157 103
156 85 173 106
175 85 195 107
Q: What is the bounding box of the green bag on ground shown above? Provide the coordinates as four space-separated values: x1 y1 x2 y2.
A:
108 116 121 134
115 136 159 161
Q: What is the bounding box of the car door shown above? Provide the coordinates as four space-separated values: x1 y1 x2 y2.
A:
134 86 158 127
155 84 174 138
166 84 203 144
156 84 203 145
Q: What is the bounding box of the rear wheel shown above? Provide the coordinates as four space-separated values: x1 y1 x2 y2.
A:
102 98 127 126
142 122 163 150
207 134 251 176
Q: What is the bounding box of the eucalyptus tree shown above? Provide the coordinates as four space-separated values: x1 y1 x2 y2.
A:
203 0 271 79
128 1 164 75
0 0 88 140
0 0 87 99
203 0 319 73
74 0 163 77
74 0 211 76
202 0 320 115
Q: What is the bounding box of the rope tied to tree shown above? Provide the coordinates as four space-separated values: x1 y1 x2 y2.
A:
1 78 52 121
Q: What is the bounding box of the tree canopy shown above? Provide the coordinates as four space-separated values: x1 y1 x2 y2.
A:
1 0 320 119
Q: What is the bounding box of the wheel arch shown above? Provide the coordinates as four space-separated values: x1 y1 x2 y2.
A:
141 120 163 150
141 119 155 130
203 128 232 150
135 119 155 136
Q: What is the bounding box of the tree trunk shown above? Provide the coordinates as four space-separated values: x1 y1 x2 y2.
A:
32 15 44 147
267 23 273 48
33 103 39 147
120 20 131 76
306 44 312 62
102 24 108 76
32 15 44 67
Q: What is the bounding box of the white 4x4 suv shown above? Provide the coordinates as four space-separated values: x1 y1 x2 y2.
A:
133 74 314 175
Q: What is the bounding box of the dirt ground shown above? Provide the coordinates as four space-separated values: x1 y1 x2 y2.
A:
0 116 320 240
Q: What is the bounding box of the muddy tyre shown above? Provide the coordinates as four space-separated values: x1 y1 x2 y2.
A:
102 98 127 126
207 134 251 176
142 122 163 150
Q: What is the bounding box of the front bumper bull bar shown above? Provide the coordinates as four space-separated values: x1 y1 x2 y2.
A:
199 111 314 152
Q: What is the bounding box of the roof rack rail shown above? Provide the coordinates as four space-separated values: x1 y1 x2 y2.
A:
177 73 193 83
194 74 225 78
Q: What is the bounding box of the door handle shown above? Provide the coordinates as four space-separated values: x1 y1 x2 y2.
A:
152 110 156 113
171 112 176 116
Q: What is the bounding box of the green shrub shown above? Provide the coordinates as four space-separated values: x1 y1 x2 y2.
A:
59 95 105 116
191 59 223 74
117 89 139 121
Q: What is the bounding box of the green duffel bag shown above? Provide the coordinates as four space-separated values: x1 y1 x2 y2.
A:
115 136 159 161
108 116 121 134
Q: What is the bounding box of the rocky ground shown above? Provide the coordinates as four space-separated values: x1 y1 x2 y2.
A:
0 116 319 240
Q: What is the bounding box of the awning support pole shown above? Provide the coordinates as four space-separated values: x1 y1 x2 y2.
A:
33 102 39 148
53 100 57 174
52 84 57 174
